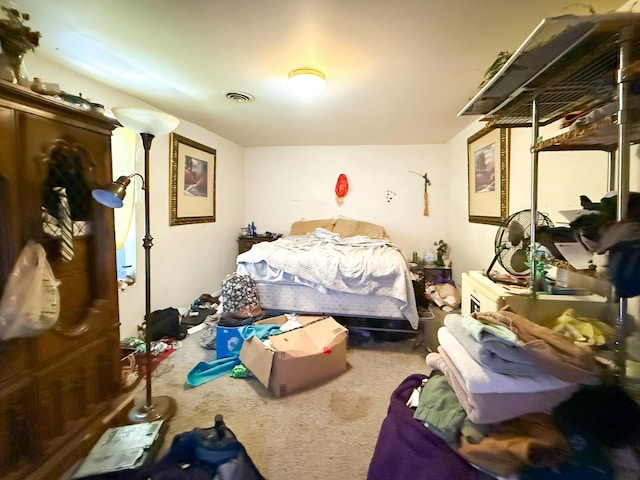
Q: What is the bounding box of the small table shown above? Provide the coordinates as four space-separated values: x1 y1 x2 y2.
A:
410 265 456 351
237 235 278 254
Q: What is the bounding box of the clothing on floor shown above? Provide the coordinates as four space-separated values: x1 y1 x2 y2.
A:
186 323 281 387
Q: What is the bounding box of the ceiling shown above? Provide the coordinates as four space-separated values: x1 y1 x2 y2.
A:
17 0 627 147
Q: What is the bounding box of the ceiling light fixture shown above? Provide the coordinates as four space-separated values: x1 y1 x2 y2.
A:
287 67 326 99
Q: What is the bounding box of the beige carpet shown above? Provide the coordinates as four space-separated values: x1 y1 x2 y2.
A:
133 328 431 480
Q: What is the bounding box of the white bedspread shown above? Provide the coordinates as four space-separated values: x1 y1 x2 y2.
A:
236 229 418 327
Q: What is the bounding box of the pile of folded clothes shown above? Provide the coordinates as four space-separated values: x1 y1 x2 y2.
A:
411 309 640 478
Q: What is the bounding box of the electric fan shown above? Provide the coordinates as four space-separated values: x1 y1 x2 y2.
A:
487 210 554 284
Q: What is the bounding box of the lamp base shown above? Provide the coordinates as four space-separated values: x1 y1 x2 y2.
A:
128 395 177 423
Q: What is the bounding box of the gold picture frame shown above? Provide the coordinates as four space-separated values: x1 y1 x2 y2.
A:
169 133 216 226
467 127 509 225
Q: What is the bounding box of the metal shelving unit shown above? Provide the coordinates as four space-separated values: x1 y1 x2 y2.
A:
459 12 640 383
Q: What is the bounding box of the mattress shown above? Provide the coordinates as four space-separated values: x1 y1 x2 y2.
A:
236 228 420 329
255 281 408 321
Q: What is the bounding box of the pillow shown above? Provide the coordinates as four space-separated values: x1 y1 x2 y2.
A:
333 218 388 239
289 218 337 235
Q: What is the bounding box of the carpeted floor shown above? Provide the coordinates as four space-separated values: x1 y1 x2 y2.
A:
133 325 433 480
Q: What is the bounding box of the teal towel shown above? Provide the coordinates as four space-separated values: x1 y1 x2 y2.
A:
461 313 519 346
186 323 281 387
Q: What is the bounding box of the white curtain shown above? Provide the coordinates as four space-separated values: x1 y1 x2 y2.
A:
111 127 139 249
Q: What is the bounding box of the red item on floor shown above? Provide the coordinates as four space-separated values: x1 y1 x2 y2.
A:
137 344 175 375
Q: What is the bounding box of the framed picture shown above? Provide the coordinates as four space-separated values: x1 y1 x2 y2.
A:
467 127 509 225
169 133 216 226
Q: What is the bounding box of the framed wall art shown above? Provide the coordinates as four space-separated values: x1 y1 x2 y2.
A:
169 133 216 226
467 126 509 225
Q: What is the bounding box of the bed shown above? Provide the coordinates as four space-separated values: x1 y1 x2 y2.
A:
235 218 419 331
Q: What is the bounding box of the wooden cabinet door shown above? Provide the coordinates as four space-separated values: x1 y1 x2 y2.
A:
0 87 126 479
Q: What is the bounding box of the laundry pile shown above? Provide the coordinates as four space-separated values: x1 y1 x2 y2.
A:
409 309 640 478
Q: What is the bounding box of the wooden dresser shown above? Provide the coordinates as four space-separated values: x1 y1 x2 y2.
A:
0 83 129 479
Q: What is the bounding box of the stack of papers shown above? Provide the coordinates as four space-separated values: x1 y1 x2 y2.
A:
72 420 164 478
554 242 593 270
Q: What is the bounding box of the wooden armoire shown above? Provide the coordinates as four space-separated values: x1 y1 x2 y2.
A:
0 82 130 479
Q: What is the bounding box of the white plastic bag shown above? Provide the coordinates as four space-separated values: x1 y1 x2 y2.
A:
0 240 60 340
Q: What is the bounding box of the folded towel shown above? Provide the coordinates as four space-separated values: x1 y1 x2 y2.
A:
479 310 603 384
427 349 577 424
460 313 519 346
437 327 573 394
445 314 539 377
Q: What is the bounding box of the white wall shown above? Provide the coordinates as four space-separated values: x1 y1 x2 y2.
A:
241 120 615 290
28 54 245 338
244 145 449 257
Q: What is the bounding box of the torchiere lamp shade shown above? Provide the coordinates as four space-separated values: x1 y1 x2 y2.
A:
111 106 180 136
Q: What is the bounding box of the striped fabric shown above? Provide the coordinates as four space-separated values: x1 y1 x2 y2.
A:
53 186 74 262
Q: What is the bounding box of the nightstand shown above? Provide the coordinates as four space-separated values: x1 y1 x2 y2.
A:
413 266 457 352
237 235 278 254
422 266 452 284
411 264 453 308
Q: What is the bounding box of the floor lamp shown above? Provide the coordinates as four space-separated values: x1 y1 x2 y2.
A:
93 106 180 423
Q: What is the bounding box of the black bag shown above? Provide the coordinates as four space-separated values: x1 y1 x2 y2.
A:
136 414 265 480
146 307 187 340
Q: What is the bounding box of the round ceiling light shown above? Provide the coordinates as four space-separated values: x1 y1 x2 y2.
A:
287 67 326 99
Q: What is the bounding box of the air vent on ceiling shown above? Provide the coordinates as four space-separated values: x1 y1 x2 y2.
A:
223 91 255 103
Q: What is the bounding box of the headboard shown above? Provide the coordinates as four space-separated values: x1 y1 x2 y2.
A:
289 217 389 239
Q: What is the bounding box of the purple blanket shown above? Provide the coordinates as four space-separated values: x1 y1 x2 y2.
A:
366 374 482 480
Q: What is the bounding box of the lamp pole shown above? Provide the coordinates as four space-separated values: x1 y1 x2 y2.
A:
128 132 176 423
93 106 179 423
141 132 156 420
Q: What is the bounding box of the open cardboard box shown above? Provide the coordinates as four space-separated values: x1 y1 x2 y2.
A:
239 315 348 397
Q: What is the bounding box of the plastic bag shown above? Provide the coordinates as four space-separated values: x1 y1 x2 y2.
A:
0 241 60 340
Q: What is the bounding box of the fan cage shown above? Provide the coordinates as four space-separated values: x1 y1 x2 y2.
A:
494 210 553 276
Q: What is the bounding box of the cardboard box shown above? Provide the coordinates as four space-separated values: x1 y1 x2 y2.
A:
216 325 244 359
239 315 348 397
